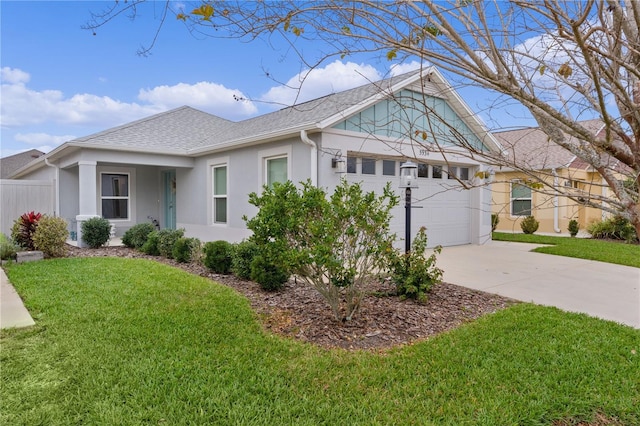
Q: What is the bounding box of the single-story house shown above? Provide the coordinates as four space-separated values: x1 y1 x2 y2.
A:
491 120 617 234
9 68 500 248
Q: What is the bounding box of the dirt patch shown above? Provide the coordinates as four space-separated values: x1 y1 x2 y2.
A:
66 245 517 351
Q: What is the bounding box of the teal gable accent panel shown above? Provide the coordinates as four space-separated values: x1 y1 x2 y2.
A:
331 90 487 151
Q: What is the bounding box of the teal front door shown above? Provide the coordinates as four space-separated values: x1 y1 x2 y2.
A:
163 170 176 229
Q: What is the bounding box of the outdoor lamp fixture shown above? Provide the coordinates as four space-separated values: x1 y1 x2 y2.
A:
331 155 346 173
399 161 418 254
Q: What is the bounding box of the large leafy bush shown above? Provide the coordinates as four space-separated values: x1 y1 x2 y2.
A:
32 216 69 257
245 179 399 322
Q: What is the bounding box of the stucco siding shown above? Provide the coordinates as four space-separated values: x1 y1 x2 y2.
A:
178 137 312 243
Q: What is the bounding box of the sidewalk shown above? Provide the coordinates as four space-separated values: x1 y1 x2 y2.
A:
0 267 35 329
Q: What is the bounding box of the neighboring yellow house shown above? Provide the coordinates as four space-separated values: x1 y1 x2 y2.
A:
491 120 615 234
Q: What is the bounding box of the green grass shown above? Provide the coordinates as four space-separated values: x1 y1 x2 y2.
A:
2 258 639 425
493 232 640 268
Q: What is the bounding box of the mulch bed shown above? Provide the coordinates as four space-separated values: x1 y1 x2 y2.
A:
66 245 517 351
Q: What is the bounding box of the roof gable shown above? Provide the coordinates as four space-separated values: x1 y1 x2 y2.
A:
1 149 45 179
494 119 605 170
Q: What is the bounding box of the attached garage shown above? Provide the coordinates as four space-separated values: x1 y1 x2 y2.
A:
345 158 474 248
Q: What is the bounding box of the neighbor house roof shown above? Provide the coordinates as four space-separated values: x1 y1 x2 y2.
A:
493 119 606 171
1 149 45 179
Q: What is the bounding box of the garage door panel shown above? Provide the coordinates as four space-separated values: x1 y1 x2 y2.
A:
345 175 471 247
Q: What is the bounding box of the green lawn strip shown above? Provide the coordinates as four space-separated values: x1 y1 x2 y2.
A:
492 232 640 268
1 258 638 425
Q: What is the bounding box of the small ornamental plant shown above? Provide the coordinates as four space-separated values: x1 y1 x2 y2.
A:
32 216 69 257
11 211 42 250
568 219 580 237
81 217 111 248
203 240 234 274
122 223 156 249
520 215 539 235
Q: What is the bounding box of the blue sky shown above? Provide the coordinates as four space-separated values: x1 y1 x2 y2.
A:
1 1 537 158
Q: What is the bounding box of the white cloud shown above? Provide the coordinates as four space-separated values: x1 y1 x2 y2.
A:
1 67 261 132
15 132 76 147
261 60 382 106
138 81 258 118
1 67 30 84
390 61 426 76
1 75 163 128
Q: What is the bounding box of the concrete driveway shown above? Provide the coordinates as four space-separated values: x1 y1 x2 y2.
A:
437 241 640 328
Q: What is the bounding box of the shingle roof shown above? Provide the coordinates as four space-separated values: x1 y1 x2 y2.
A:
62 70 421 154
207 70 418 146
69 106 235 153
1 149 45 179
493 119 605 170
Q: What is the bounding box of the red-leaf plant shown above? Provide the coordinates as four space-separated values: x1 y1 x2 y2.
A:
15 211 42 250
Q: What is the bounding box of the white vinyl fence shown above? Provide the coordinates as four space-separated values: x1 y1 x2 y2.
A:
0 180 55 236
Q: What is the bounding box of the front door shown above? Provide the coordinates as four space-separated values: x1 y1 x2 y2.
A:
162 170 176 229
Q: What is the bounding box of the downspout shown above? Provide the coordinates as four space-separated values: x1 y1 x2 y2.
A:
552 168 561 233
44 157 60 217
300 130 318 187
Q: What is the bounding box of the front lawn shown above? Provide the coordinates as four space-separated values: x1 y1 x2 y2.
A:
492 232 640 268
2 258 639 425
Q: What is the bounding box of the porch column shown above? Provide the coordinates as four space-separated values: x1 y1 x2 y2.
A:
76 161 98 248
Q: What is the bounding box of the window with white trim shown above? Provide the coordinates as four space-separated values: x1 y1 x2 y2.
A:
213 165 227 224
432 165 443 179
346 157 357 174
361 157 376 175
511 181 532 216
382 160 396 176
266 156 287 187
101 173 129 219
418 163 428 178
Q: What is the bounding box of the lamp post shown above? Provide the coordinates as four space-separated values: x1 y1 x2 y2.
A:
399 161 418 254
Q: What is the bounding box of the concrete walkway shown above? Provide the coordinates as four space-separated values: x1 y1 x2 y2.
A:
437 241 640 328
1 267 35 329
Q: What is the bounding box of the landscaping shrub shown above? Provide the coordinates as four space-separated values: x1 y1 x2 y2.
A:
520 215 539 234
491 213 500 232
11 211 42 250
32 216 69 257
81 217 111 248
157 228 185 258
231 240 259 280
568 219 580 237
588 216 637 243
0 234 19 261
203 240 234 274
172 237 201 263
250 254 289 291
122 223 156 249
141 231 160 256
388 227 443 302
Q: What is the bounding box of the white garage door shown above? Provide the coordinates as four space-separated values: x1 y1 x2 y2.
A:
346 168 471 248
